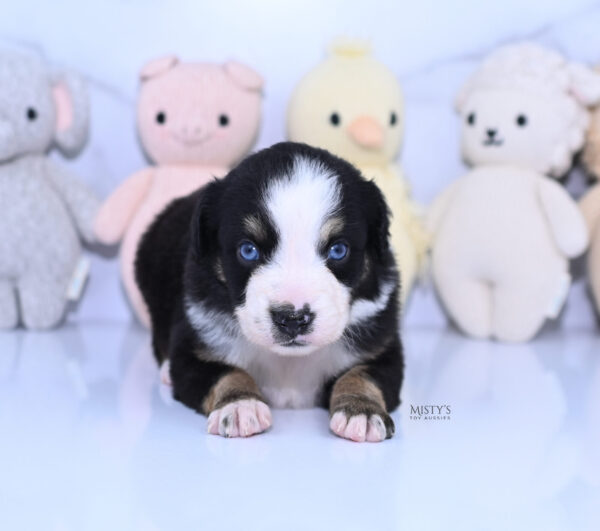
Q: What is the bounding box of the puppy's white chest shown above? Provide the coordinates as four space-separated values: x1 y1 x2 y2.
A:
222 338 356 409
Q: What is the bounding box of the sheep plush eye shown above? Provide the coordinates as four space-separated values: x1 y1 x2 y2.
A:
329 112 341 126
328 241 348 261
26 107 38 121
516 114 528 127
156 111 166 124
239 241 260 262
467 112 476 126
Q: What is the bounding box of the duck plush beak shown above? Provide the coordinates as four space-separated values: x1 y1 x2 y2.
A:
347 115 384 149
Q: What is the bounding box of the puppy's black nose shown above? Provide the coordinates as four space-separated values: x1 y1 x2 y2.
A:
270 305 315 337
486 128 497 139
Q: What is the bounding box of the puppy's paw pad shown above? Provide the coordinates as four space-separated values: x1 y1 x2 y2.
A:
207 399 272 438
330 410 393 443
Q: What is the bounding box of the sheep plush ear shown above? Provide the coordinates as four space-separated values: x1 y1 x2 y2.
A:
454 78 473 114
139 55 179 81
567 63 600 106
223 61 263 92
51 71 90 157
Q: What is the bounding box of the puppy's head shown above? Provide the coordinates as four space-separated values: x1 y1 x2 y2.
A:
192 142 392 356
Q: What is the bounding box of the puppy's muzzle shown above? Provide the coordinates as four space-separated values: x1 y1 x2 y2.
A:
270 304 315 338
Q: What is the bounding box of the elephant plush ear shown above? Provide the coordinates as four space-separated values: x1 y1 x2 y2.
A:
51 71 90 156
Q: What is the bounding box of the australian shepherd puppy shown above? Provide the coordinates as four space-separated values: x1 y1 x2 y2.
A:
135 142 403 442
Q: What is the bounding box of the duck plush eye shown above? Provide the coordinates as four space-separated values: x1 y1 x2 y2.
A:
390 111 397 126
239 241 260 262
328 241 348 261
329 112 341 126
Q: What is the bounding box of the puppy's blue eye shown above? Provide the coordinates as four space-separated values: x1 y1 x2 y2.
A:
328 242 348 261
239 241 260 262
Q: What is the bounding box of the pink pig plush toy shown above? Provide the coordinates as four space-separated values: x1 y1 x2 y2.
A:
94 55 263 326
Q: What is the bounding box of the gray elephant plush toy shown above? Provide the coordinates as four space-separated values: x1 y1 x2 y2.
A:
0 51 99 329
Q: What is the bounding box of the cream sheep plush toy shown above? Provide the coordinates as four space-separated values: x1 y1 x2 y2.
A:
582 105 600 317
94 55 263 327
287 40 428 306
428 43 600 342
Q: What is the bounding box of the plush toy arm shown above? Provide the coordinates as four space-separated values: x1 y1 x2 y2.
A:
44 160 100 244
93 169 153 245
538 178 588 258
426 180 461 235
579 185 600 237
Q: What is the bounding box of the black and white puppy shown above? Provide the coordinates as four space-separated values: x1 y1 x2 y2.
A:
135 142 404 442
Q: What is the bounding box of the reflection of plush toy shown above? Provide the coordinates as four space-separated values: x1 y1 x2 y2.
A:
582 114 600 316
0 51 97 329
287 40 427 306
94 55 263 326
428 43 600 342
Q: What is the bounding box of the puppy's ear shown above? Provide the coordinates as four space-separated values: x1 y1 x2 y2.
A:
362 179 391 263
191 178 227 260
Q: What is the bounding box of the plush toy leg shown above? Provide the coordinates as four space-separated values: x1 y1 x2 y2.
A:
590 242 600 317
18 273 67 329
393 242 417 307
436 276 492 339
492 286 549 343
0 281 18 329
390 220 418 306
121 254 151 328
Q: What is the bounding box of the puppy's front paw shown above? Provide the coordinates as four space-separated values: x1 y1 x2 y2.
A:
330 399 394 442
207 399 272 438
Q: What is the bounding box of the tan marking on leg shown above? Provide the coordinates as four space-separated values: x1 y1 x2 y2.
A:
202 369 263 415
329 365 386 413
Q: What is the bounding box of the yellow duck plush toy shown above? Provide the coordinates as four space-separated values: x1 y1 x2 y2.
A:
287 40 428 306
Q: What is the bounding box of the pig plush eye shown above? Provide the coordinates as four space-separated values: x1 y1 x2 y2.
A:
219 114 230 127
156 111 166 124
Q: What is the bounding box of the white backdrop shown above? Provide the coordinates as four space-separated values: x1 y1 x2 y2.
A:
2 0 600 329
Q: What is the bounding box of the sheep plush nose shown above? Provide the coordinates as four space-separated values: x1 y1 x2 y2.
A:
486 128 498 139
347 116 384 149
270 305 315 337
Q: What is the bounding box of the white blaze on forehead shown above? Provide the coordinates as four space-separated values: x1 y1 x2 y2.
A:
265 156 341 266
235 155 351 354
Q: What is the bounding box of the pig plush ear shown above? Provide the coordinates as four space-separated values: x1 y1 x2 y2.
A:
223 61 263 92
51 71 90 157
567 63 600 106
139 55 179 81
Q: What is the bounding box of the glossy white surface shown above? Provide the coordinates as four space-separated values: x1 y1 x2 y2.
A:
0 324 598 530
